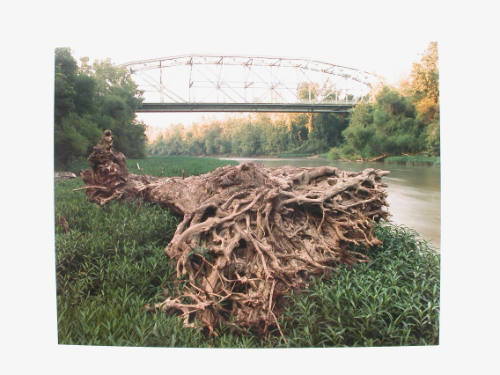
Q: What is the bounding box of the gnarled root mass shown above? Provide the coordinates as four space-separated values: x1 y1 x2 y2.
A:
81 131 390 335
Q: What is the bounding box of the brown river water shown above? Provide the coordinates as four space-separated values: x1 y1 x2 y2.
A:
220 157 441 250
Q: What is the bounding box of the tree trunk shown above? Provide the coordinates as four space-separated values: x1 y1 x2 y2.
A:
80 130 390 334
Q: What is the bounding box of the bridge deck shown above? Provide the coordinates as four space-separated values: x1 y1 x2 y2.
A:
137 102 354 113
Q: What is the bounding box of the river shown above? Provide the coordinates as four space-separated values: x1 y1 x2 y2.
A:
220 157 441 249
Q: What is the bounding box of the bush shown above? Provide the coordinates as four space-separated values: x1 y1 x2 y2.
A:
338 87 429 159
326 144 361 161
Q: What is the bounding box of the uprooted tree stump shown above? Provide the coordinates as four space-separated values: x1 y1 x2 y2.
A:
80 130 390 335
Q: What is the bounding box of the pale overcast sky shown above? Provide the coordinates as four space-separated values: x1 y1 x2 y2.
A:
50 0 442 128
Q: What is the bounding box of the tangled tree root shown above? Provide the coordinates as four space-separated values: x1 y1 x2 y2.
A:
81 130 390 335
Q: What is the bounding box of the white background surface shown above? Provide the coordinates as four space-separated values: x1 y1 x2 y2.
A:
1 1 499 374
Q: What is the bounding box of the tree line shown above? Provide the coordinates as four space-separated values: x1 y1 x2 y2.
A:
148 42 439 159
54 48 146 168
148 111 349 157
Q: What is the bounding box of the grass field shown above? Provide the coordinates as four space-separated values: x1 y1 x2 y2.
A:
62 155 239 177
55 156 439 347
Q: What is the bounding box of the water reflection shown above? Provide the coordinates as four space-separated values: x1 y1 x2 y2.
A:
221 157 441 249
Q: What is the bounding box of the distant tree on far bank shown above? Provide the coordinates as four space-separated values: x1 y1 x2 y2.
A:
54 48 146 168
330 87 426 160
147 110 348 158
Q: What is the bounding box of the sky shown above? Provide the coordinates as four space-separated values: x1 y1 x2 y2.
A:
4 1 500 373
49 0 442 128
62 2 436 83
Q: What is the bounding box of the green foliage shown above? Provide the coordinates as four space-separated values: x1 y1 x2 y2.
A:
61 155 238 178
410 42 440 156
55 47 78 78
280 224 439 347
326 42 440 160
311 113 349 148
352 88 425 157
54 113 101 168
425 119 440 156
384 155 440 166
55 157 439 347
148 111 347 157
73 74 96 115
329 87 428 160
54 72 76 124
54 48 146 168
55 157 238 346
327 146 360 161
409 42 439 104
55 179 183 346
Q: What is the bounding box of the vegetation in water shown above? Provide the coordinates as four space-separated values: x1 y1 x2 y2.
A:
55 157 439 347
276 152 315 158
384 155 440 166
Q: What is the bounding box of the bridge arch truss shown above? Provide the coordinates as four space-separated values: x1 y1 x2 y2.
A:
122 55 382 112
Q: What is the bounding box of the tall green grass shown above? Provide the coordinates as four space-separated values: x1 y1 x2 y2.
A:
280 225 440 347
55 156 439 347
60 155 239 177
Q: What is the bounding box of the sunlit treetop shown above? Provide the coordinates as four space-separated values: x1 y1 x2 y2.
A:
409 41 439 104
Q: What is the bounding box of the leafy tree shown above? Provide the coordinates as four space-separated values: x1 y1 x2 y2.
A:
91 59 145 157
297 82 319 102
55 48 78 78
340 87 426 159
407 41 440 155
54 71 76 125
54 48 146 167
74 74 96 115
328 43 440 160
308 112 349 151
54 48 78 124
409 42 439 104
287 115 309 148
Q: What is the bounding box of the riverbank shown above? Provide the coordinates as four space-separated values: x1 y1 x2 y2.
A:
384 155 440 166
55 156 439 347
169 153 441 166
322 153 440 166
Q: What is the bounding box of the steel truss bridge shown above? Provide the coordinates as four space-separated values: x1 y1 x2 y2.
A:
122 55 381 113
